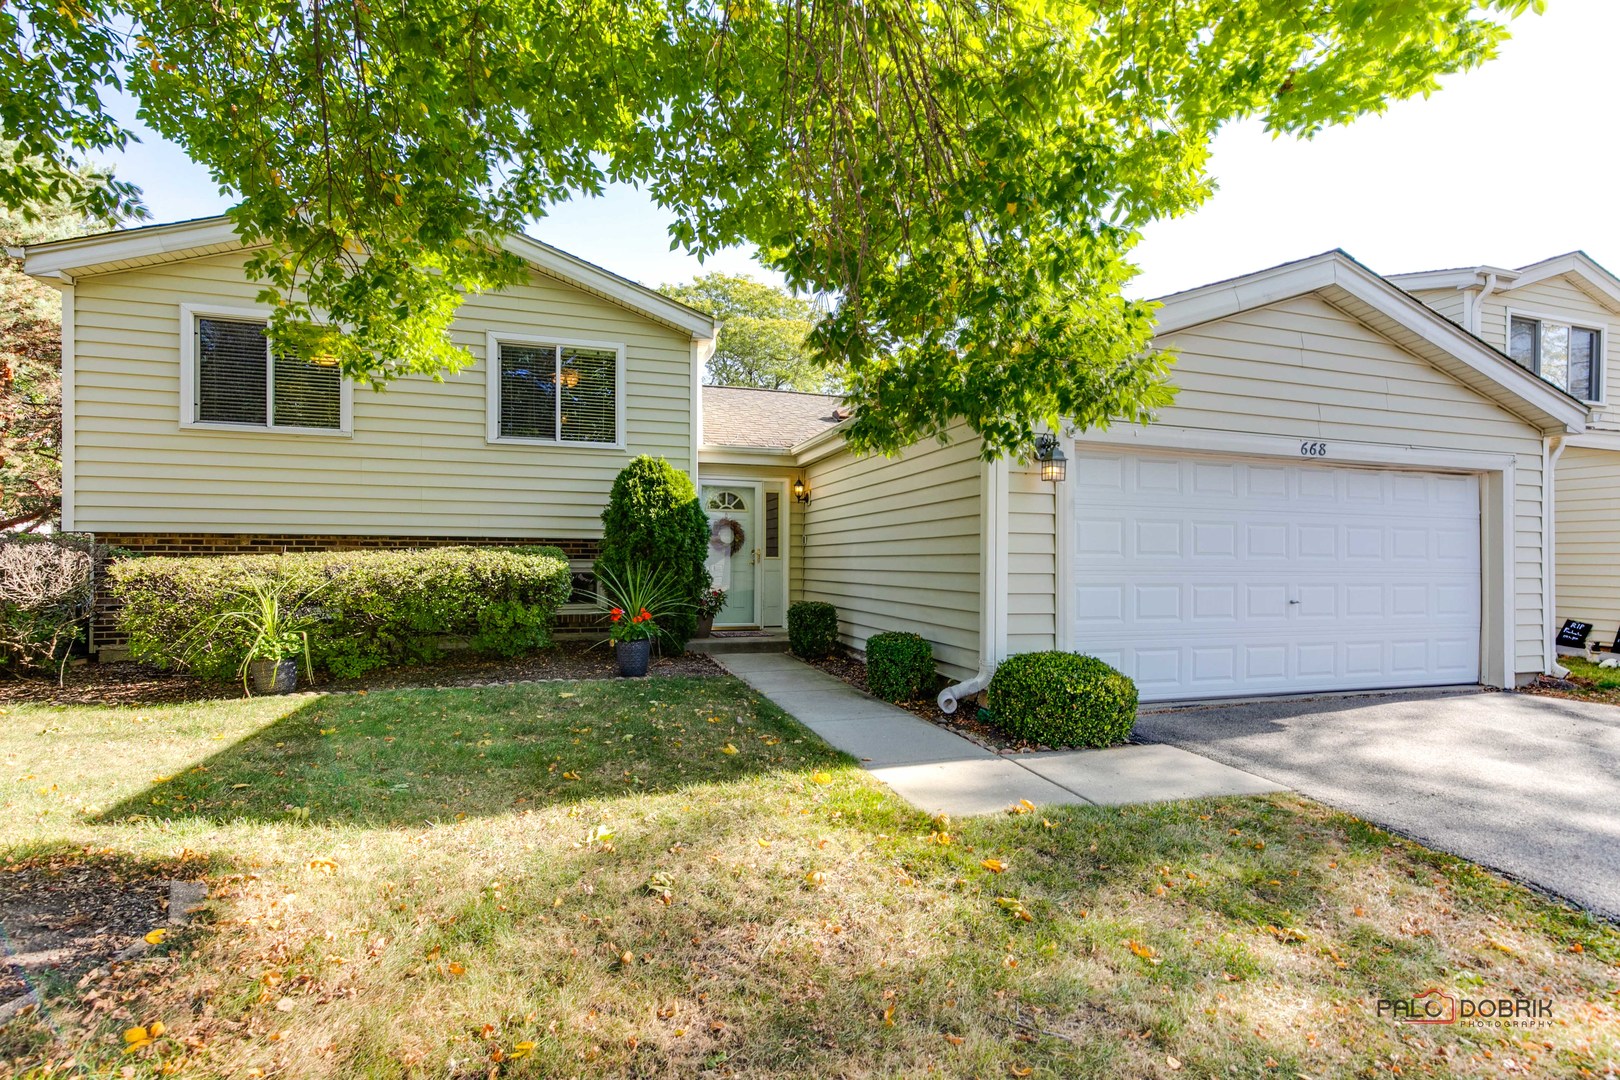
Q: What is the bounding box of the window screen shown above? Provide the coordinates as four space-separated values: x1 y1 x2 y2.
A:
1508 316 1538 371
497 340 618 443
195 315 341 429
765 490 780 557
499 342 558 440
1570 326 1599 401
273 353 342 429
196 317 269 425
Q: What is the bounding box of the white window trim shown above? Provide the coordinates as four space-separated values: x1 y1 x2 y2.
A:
178 303 354 436
561 558 604 613
1505 306 1606 407
484 331 628 450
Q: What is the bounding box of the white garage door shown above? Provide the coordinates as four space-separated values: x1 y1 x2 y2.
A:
1072 448 1481 702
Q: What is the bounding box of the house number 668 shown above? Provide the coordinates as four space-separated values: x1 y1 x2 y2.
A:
1300 441 1328 458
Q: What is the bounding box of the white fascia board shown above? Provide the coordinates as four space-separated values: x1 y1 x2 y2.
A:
789 422 852 465
1386 267 1520 293
1150 253 1341 336
23 217 247 278
501 234 716 340
697 444 798 468
1505 252 1620 314
1324 260 1589 434
1154 251 1587 435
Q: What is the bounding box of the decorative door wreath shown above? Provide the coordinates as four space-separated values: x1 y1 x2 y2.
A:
710 516 746 556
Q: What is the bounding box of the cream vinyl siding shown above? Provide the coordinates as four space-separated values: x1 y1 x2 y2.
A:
1007 464 1058 653
1554 445 1620 645
799 430 982 679
70 251 696 536
1479 276 1619 422
1157 293 1548 676
1408 287 1467 327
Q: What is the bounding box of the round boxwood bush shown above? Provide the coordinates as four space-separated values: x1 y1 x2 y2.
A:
865 631 934 702
987 652 1137 748
788 601 839 659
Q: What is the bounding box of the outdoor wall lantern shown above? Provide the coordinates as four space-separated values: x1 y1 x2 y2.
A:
793 476 811 506
1034 433 1067 483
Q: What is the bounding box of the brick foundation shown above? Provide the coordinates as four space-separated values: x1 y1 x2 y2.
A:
91 532 601 656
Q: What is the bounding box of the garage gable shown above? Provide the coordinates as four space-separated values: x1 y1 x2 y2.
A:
1152 251 1587 436
1156 292 1545 451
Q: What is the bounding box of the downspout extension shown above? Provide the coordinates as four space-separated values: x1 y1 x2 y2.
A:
938 669 989 714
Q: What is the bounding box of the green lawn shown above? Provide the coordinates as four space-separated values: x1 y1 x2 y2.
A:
1 678 1616 1078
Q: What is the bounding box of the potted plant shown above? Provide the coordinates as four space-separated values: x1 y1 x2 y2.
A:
185 577 321 695
695 587 727 637
596 564 689 677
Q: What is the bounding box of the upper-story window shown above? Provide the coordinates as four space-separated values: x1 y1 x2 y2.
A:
487 335 622 446
180 306 350 434
1509 314 1601 402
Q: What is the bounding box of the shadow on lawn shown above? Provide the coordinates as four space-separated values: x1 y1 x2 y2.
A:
94 677 841 828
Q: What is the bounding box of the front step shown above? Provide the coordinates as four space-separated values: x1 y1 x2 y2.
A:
687 631 790 655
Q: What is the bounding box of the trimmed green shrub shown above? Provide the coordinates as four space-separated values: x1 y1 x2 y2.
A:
987 651 1137 748
865 631 934 702
111 546 572 681
596 456 710 650
787 601 839 659
0 533 123 682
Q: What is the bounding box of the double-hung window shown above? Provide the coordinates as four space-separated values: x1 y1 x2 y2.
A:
1508 314 1602 402
182 307 348 433
488 336 622 445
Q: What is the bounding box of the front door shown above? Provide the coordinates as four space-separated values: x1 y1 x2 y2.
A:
703 483 760 626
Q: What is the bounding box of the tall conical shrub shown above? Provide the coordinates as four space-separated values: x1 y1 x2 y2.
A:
596 456 710 650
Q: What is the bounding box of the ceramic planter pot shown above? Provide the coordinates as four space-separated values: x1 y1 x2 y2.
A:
696 615 715 638
247 658 298 694
615 638 652 677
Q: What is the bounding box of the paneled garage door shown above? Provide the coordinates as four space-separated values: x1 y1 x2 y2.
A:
1072 448 1481 702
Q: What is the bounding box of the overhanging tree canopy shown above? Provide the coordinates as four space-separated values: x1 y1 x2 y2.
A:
2 0 1539 457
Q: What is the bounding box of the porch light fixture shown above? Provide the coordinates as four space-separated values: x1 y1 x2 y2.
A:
793 476 811 506
1034 434 1067 483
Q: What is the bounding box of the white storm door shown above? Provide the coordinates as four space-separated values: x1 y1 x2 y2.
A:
1071 449 1482 702
703 482 762 627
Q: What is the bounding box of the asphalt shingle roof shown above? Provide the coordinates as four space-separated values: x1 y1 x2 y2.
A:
702 386 848 449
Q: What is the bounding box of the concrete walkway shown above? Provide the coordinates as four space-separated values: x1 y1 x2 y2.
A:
716 653 1281 816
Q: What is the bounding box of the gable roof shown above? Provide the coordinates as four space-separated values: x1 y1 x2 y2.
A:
1153 249 1589 434
1389 251 1620 314
18 215 717 340
702 385 848 449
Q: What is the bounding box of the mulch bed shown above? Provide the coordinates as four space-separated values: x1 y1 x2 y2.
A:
807 652 1050 754
1519 672 1620 706
0 859 173 999
0 640 723 709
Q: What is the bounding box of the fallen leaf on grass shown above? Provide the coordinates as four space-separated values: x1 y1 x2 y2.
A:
561 771 581 781
307 858 338 873
811 771 832 785
1126 940 1162 965
144 928 167 945
994 897 1033 922
1008 799 1035 815
981 859 1006 873
943 1033 965 1046
1167 1055 1183 1071
720 743 739 755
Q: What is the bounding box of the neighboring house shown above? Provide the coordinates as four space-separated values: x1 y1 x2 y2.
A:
1393 253 1620 655
25 220 1592 705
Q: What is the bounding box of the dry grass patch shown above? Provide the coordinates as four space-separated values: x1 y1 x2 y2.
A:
0 679 1615 1078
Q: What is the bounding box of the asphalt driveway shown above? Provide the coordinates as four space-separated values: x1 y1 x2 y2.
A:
1134 688 1620 920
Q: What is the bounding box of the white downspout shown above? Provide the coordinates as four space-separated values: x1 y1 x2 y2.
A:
1544 433 1569 677
939 457 1008 713
1468 273 1498 337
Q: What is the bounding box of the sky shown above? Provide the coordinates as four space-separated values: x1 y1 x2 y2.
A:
94 0 1618 299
